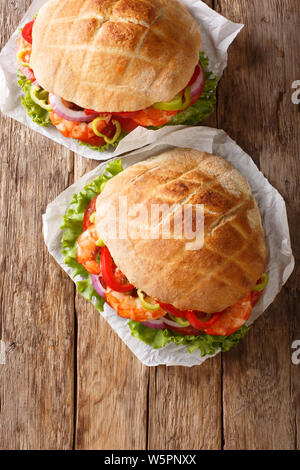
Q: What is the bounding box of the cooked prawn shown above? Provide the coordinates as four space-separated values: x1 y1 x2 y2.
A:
132 107 177 127
105 288 166 322
76 225 101 275
204 292 252 336
49 111 112 146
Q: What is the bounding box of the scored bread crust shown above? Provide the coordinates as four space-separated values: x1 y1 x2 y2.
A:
95 149 266 314
30 0 202 112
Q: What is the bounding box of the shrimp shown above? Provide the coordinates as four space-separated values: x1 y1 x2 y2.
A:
105 288 166 322
76 225 101 275
132 107 177 127
204 292 252 336
49 111 112 146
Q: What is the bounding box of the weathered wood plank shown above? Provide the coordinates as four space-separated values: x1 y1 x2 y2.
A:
216 0 300 449
147 361 222 450
74 157 149 450
0 1 75 450
0 117 75 449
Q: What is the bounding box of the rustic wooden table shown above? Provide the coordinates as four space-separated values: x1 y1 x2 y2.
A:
0 0 299 450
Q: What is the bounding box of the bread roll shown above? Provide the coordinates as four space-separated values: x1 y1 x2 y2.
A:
30 0 202 112
95 148 266 313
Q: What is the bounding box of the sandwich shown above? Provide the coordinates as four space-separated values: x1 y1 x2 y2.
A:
16 0 217 152
61 148 268 355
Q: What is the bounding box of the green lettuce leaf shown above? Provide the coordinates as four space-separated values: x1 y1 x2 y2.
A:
17 71 52 127
60 159 123 311
128 321 249 355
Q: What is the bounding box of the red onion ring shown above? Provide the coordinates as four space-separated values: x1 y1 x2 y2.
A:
142 319 166 329
49 93 96 122
190 63 205 99
142 317 187 330
162 317 184 329
91 275 106 299
19 63 36 82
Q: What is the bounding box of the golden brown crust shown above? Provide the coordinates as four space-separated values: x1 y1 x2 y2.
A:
95 149 266 313
30 0 202 112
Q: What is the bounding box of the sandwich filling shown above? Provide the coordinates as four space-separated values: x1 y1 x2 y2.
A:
61 160 268 355
17 19 217 152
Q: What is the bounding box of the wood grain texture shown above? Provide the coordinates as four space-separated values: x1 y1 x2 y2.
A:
216 0 300 450
0 1 75 450
0 0 299 451
0 127 75 449
75 294 149 450
74 156 149 450
0 100 75 443
148 361 222 450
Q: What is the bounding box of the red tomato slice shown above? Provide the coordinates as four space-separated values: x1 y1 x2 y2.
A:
21 20 34 45
101 121 117 137
115 116 139 133
251 290 262 307
185 310 222 330
187 64 201 87
188 62 206 105
83 197 98 231
85 121 116 146
157 302 187 318
81 134 106 146
84 109 100 116
113 111 140 119
101 247 134 293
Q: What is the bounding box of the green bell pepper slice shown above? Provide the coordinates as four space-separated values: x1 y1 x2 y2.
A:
92 117 122 144
152 86 191 112
29 85 53 111
168 313 190 327
137 289 160 312
253 273 269 292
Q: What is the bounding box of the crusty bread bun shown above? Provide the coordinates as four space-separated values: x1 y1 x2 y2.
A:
95 149 266 314
30 0 202 112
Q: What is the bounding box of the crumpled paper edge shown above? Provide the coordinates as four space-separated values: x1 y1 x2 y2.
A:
43 126 295 367
0 0 243 161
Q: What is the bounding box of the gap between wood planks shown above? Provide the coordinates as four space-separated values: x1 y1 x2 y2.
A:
72 282 78 450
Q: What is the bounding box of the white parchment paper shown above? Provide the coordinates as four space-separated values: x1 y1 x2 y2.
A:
43 126 295 367
0 0 243 160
